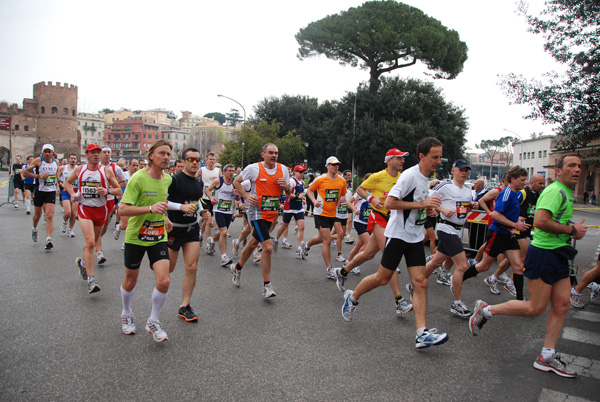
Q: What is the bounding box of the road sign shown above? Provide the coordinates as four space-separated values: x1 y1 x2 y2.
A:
0 116 10 130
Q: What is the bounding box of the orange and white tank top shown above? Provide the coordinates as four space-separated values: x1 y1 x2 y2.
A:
77 164 108 207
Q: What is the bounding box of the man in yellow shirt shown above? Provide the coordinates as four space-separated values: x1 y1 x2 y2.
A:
303 156 348 279
334 148 413 315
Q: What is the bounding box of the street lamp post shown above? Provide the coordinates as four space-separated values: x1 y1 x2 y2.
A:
217 94 246 167
503 128 523 165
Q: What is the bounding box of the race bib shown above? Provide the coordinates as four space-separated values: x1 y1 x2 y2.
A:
81 182 100 198
527 205 535 218
260 196 279 211
218 200 233 211
361 207 372 220
325 189 339 202
337 204 349 214
416 209 427 225
138 220 165 242
44 175 56 186
456 201 470 219
183 201 199 217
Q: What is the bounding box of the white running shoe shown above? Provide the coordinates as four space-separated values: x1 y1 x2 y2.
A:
351 266 361 275
60 221 68 233
326 267 335 280
113 224 121 240
232 239 240 256
570 288 584 308
67 228 75 238
145 319 168 342
281 240 293 249
220 254 233 267
121 313 136 335
591 282 600 303
335 254 346 262
263 283 276 298
253 252 261 263
206 237 215 255
230 263 241 287
97 252 107 264
300 241 308 260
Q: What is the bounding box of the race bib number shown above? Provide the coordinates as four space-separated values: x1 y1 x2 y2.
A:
14 169 21 175
44 175 56 186
337 204 349 214
456 201 470 219
138 220 165 242
416 209 427 225
81 182 100 198
325 189 339 202
183 201 199 217
361 207 372 221
527 205 535 218
218 200 233 212
260 196 279 211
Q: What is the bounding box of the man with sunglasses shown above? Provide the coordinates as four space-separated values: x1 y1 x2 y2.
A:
166 148 209 322
302 156 348 280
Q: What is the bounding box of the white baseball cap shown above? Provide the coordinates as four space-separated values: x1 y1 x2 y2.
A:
326 156 341 165
41 144 54 152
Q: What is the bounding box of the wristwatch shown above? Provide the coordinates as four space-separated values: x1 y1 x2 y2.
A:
571 225 577 237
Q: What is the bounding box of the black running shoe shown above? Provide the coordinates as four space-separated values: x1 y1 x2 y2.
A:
178 305 199 322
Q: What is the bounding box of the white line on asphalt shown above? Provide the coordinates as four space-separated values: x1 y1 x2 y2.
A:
539 388 593 402
572 311 600 323
562 327 600 346
559 353 600 380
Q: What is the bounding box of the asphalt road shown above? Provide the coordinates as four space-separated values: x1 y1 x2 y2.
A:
1 172 599 401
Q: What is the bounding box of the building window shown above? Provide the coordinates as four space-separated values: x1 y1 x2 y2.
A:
543 150 547 157
24 125 29 131
14 124 19 130
72 109 75 116
52 107 57 114
63 108 68 115
531 153 534 159
41 106 45 114
519 153 522 160
539 151 542 158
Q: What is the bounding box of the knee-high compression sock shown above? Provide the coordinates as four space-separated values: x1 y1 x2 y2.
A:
462 266 479 282
120 285 135 315
150 288 168 321
514 274 524 300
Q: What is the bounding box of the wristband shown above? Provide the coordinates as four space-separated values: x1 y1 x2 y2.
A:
368 195 374 204
167 201 182 211
148 206 152 214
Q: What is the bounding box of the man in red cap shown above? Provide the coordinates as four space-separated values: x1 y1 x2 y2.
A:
334 148 413 315
64 144 122 294
274 164 307 256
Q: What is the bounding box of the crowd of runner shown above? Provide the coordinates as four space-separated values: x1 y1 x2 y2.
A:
8 138 600 378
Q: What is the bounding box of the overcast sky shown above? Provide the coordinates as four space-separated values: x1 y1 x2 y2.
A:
0 0 562 150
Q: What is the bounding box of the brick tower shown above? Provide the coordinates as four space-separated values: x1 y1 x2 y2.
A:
33 81 79 157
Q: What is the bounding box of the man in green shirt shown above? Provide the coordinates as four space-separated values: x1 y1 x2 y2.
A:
118 140 174 343
469 154 587 378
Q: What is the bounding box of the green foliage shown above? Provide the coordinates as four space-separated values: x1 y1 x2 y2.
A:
219 121 306 168
99 108 114 114
250 77 468 176
296 0 468 92
501 0 600 149
204 112 226 125
226 109 243 126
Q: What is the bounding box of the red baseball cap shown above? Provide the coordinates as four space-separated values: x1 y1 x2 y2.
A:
385 148 408 162
85 144 102 152
293 165 306 172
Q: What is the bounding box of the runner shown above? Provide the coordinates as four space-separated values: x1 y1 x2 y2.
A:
302 156 347 279
113 159 139 246
22 156 35 215
206 163 238 266
11 155 24 208
229 143 291 298
410 159 478 318
333 148 412 315
469 154 587 378
64 144 122 293
342 170 355 244
96 146 127 264
483 174 545 299
333 178 352 262
344 172 373 275
166 148 210 322
460 166 531 295
57 153 79 237
198 152 221 255
118 140 174 342
23 144 59 250
341 138 447 349
274 165 307 257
